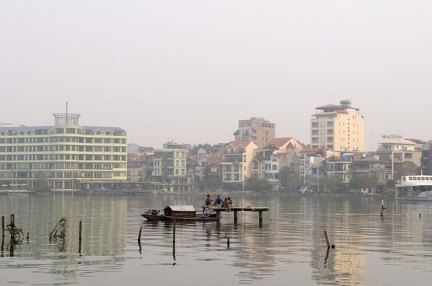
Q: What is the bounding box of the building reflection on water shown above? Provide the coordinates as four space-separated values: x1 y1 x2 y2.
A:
1 194 432 285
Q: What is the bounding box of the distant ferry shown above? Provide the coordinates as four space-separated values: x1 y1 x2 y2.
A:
395 174 432 201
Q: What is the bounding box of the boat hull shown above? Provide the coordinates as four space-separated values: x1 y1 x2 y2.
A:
395 196 432 201
142 213 220 222
142 214 169 221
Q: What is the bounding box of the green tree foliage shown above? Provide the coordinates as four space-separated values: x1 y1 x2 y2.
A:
349 175 378 192
279 167 300 192
190 143 212 156
393 161 420 180
324 176 344 193
33 171 51 192
244 178 273 192
386 179 395 190
304 174 323 192
194 180 222 192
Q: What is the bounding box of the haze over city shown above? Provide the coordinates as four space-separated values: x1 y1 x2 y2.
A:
1 1 432 151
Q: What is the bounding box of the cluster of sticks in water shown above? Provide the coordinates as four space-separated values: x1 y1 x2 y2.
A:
49 217 67 240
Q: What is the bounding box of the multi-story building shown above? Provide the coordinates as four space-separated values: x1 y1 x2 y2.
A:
221 141 257 191
310 100 365 152
0 112 127 191
152 141 190 192
204 156 222 183
421 147 432 175
127 144 154 184
326 153 355 186
300 148 325 189
351 155 385 192
375 136 422 180
251 137 305 190
234 117 275 148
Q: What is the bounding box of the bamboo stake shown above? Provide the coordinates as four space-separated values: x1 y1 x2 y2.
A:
324 230 330 249
79 220 82 254
138 225 142 244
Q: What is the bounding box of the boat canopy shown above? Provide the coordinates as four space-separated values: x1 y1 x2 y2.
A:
164 205 196 212
163 205 196 217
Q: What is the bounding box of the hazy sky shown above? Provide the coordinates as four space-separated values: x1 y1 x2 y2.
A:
1 1 432 151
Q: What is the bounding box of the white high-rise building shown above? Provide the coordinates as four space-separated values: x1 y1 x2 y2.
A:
310 100 365 152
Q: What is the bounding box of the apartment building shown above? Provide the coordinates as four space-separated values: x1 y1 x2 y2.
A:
0 112 127 191
310 100 365 152
221 141 257 191
300 148 325 188
376 136 421 180
234 117 275 148
251 137 305 189
152 141 190 192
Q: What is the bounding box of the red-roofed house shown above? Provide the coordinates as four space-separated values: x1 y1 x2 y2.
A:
249 137 306 190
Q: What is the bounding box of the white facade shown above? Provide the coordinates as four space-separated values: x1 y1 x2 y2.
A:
0 112 127 191
152 142 189 192
221 141 257 190
311 100 365 152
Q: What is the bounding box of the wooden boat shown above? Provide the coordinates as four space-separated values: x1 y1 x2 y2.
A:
395 174 432 201
142 205 221 222
7 190 32 196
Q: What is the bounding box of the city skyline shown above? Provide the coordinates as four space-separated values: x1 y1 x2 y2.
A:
2 1 432 151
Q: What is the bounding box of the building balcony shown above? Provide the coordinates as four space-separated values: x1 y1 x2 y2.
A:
224 154 243 162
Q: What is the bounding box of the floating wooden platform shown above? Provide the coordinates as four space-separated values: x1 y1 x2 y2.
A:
205 206 269 222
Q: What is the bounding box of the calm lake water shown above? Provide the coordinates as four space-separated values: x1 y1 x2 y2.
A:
1 193 432 286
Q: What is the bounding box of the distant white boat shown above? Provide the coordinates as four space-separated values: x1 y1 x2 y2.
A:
395 174 432 201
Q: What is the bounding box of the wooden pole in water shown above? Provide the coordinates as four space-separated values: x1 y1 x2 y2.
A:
173 220 176 261
79 220 82 254
173 220 176 243
138 225 142 254
10 214 15 239
1 216 4 238
138 225 142 243
9 237 14 257
324 230 330 249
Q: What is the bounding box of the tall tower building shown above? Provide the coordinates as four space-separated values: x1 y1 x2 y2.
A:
310 100 364 152
234 117 275 148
